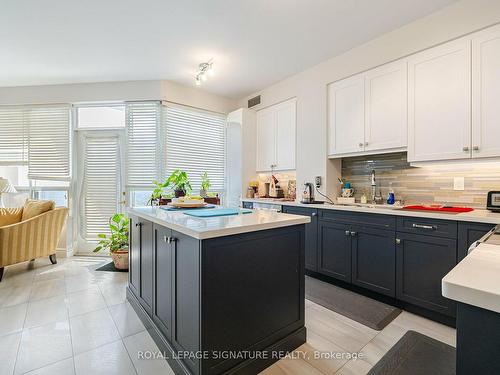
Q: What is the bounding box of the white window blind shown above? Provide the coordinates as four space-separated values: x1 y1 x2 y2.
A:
0 106 27 164
82 136 121 240
163 104 226 191
125 102 161 187
27 105 71 181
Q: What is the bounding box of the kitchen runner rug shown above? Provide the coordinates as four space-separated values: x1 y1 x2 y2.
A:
367 330 456 375
305 276 401 330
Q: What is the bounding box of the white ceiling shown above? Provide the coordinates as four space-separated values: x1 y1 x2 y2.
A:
0 0 456 99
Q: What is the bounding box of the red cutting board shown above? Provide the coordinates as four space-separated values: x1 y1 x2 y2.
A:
403 205 474 213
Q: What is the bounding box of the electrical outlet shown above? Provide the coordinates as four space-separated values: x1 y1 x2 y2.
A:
315 176 322 188
454 177 465 191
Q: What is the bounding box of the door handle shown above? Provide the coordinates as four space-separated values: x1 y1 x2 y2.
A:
412 223 436 230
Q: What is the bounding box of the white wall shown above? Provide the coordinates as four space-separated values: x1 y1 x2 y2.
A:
238 0 500 199
0 79 238 114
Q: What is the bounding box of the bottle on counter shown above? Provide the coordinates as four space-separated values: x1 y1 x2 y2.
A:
387 183 395 205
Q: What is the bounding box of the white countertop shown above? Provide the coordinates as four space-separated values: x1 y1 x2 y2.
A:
128 206 310 240
242 198 500 225
442 242 500 314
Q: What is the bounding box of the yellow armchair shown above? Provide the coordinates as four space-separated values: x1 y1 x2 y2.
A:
0 207 68 281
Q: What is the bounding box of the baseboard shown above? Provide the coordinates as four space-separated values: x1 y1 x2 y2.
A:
56 247 73 258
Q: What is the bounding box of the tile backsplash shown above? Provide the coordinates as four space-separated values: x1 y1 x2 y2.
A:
341 152 500 208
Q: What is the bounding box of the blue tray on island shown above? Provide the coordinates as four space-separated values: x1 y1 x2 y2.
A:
183 208 253 217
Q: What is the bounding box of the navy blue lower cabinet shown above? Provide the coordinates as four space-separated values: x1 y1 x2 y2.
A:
282 206 318 271
153 225 174 341
457 222 495 261
128 215 141 297
396 232 457 317
351 226 396 297
318 220 352 282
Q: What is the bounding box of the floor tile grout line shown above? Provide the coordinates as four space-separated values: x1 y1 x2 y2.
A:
66 291 78 375
12 286 30 375
106 302 139 375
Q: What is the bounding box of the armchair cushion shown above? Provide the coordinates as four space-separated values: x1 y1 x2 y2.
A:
21 199 55 221
0 208 23 228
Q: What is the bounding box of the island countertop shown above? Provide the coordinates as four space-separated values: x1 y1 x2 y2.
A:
128 206 311 240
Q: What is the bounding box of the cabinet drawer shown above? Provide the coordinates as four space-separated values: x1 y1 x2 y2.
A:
319 209 395 230
397 217 457 238
282 206 318 217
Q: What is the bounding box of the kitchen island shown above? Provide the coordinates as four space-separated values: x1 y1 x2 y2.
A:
126 207 310 375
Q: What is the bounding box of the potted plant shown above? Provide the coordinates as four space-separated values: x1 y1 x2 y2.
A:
166 169 192 198
200 171 210 197
148 180 167 206
94 214 129 270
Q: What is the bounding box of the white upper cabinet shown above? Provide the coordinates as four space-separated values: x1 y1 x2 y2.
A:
328 75 365 155
472 25 500 159
275 99 296 170
408 38 471 162
364 61 408 152
256 98 296 172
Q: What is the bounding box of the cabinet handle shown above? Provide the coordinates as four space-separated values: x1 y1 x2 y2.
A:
345 230 351 236
396 238 401 245
167 237 178 244
163 236 170 243
463 146 470 152
412 223 437 230
473 146 479 151
350 231 357 237
135 222 142 227
358 143 364 148
311 212 317 217
365 142 369 146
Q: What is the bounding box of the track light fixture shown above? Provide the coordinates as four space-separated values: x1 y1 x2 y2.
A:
195 59 214 86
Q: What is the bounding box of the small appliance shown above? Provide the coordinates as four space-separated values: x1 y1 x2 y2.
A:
487 191 500 212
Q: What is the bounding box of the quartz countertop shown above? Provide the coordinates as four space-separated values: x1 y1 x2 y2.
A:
241 198 500 225
128 206 310 240
442 242 500 314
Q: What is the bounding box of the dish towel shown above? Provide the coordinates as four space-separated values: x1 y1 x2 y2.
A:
183 208 253 218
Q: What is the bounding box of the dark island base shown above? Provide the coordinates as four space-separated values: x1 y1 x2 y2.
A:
128 288 306 375
456 302 500 375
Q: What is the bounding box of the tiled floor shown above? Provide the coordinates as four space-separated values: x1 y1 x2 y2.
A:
0 257 456 375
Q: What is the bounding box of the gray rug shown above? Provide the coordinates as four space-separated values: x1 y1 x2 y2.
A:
368 330 456 375
305 276 401 330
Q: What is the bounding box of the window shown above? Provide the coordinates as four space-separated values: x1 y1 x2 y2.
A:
76 105 125 129
0 106 27 164
125 102 161 188
163 103 226 192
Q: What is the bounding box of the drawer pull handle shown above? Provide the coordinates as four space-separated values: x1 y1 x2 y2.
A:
350 231 357 237
412 223 437 230
396 238 401 245
135 222 142 227
345 230 351 236
311 212 317 217
166 237 178 244
163 236 169 243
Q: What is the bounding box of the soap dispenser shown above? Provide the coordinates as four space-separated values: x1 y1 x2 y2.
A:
387 183 395 205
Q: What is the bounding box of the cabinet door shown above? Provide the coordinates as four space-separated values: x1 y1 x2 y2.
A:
139 219 153 314
396 232 457 316
365 61 408 152
256 108 276 172
129 215 140 296
408 38 471 162
472 25 500 158
282 206 318 271
153 226 174 340
352 226 396 297
275 99 296 170
318 220 351 282
457 222 494 262
171 230 200 373
328 75 365 155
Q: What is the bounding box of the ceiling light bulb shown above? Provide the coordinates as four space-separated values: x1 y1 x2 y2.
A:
201 73 208 81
